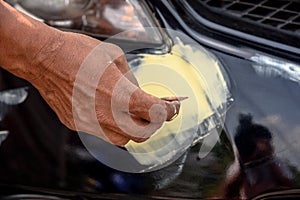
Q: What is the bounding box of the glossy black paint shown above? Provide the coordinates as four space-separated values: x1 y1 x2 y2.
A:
146 0 300 198
1 0 300 199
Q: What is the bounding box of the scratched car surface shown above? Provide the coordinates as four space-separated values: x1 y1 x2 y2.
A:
0 0 300 199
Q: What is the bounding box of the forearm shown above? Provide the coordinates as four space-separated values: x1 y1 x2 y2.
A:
0 1 64 81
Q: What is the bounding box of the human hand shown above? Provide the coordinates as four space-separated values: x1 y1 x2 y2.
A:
30 32 181 146
0 1 180 146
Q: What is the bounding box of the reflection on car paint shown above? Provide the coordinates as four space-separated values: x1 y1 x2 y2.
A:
224 114 294 199
0 86 29 121
0 130 9 146
0 87 29 146
0 87 28 106
250 53 300 83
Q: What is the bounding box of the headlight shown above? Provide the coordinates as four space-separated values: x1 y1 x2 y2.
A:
17 0 92 20
11 0 163 44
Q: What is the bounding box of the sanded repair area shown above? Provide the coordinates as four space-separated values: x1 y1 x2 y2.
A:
126 39 230 168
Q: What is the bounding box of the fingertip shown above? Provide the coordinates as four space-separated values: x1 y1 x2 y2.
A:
149 103 167 123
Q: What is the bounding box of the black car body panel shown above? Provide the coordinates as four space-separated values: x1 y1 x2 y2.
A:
1 0 300 199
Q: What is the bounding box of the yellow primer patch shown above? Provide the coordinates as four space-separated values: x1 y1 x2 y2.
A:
125 38 229 168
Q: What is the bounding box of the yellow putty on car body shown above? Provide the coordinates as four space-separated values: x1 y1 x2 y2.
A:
125 38 230 168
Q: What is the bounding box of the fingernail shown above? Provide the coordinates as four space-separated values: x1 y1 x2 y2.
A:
161 96 188 102
177 96 188 101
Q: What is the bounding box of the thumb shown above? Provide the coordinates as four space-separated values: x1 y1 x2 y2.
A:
129 88 180 123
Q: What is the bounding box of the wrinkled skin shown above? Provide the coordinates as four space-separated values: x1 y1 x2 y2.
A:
0 1 180 146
